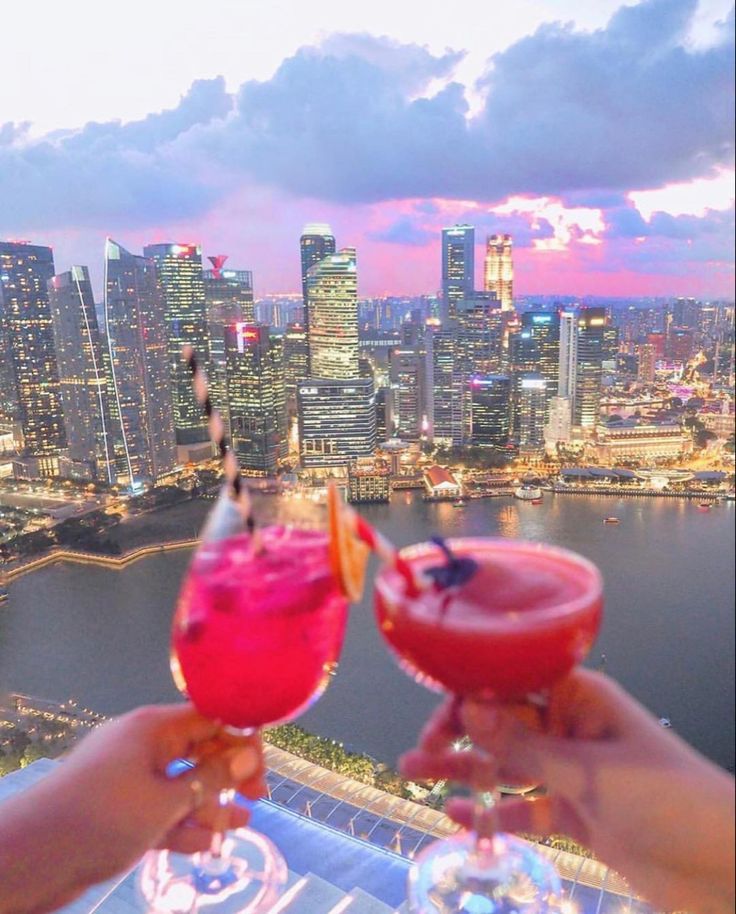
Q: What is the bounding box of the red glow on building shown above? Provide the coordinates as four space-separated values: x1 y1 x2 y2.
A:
208 254 228 279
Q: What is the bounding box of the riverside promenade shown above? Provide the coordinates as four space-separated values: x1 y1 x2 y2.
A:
3 538 198 583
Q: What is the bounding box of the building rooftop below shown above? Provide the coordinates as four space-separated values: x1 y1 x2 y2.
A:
0 756 660 914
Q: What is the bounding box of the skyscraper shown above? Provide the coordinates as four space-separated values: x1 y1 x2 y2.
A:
507 311 559 440
104 239 176 486
143 242 209 450
47 266 114 482
283 322 309 417
518 374 547 456
204 260 255 431
297 379 376 469
300 223 336 361
575 308 606 428
441 225 474 321
470 375 511 449
306 248 359 380
637 343 657 384
225 323 286 476
483 234 514 312
389 347 425 440
425 324 463 446
0 241 66 475
558 311 578 401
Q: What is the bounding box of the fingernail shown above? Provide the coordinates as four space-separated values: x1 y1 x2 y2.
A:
228 746 258 781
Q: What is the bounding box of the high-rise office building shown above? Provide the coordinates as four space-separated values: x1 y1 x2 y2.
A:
47 266 114 482
483 234 514 312
517 374 547 456
297 379 376 469
425 324 463 446
671 297 699 329
520 311 560 397
306 248 359 380
558 312 578 401
104 239 176 486
204 260 254 432
143 242 209 448
575 308 606 428
637 344 657 384
508 311 559 439
456 293 504 375
0 241 66 474
544 396 573 452
300 224 336 362
389 347 425 440
225 323 286 476
441 225 474 321
283 322 309 417
470 375 511 449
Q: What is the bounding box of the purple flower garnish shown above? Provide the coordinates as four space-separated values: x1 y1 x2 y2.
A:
425 536 478 589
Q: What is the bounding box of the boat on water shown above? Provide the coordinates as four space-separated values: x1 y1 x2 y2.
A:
515 485 543 501
697 502 712 511
452 499 468 508
531 497 543 505
603 516 620 524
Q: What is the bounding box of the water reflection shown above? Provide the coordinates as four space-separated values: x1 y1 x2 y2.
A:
1 492 733 771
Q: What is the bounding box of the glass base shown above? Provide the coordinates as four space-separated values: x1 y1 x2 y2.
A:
409 831 562 914
138 826 288 913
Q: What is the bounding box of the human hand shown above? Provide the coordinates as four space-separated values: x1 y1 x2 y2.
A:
0 704 265 914
400 671 735 914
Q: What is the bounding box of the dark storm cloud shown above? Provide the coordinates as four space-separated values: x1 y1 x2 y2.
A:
0 1 733 233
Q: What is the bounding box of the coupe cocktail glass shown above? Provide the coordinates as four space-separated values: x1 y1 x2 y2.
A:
375 537 603 913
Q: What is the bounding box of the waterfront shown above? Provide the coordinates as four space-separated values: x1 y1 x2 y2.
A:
0 492 733 771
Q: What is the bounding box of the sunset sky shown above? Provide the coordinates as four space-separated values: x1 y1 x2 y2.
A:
1 0 733 299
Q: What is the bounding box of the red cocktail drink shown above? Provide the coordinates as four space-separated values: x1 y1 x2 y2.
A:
375 536 603 912
375 537 602 700
172 525 348 729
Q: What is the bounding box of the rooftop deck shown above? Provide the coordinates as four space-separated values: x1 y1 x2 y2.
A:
0 755 658 913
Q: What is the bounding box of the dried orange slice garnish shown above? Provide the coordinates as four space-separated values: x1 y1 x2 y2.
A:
327 482 370 602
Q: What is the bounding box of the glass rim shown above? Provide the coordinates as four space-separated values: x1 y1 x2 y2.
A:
375 536 603 626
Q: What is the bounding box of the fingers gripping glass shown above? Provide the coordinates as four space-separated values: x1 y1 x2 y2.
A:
374 537 603 914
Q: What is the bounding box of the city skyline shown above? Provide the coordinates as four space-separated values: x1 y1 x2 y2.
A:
0 0 733 299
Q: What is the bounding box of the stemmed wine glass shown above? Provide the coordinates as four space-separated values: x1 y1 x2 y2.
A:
138 488 355 913
374 536 603 913
139 351 367 913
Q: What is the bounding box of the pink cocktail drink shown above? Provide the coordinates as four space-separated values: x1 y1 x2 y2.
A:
172 525 348 729
375 537 602 700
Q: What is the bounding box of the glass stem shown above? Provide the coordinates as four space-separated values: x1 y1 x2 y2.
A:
201 789 233 873
469 785 501 873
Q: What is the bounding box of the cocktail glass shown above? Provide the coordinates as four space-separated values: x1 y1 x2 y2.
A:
375 537 603 913
139 492 351 913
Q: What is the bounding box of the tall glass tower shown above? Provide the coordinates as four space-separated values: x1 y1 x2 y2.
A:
575 308 606 428
105 240 177 486
470 375 511 449
441 225 474 321
143 242 209 447
225 323 286 476
0 241 66 473
300 223 335 364
204 259 255 432
306 248 359 380
48 266 114 482
483 234 514 312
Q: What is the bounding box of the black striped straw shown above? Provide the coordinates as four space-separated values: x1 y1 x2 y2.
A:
183 345 254 532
